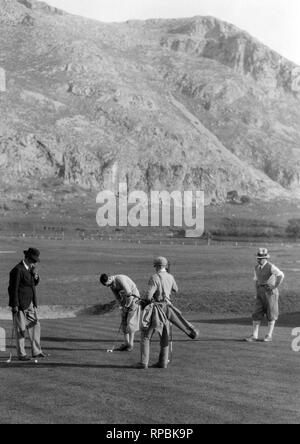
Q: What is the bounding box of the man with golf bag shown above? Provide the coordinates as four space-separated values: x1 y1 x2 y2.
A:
135 257 199 369
100 274 142 351
8 248 46 361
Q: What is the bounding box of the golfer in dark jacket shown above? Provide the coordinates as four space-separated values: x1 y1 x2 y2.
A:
8 248 45 361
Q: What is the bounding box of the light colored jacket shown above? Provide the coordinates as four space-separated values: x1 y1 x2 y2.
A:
146 271 178 303
110 275 140 309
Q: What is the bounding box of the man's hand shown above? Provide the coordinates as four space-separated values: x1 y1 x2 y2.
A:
11 307 18 314
140 299 150 310
265 284 276 292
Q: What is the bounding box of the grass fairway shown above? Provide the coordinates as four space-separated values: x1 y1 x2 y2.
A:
1 236 300 313
0 236 300 424
0 312 299 424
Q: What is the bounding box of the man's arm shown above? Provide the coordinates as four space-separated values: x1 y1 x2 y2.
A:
30 266 40 287
265 265 284 291
114 276 136 308
253 269 259 298
145 276 158 302
172 277 179 294
271 265 285 290
33 274 40 287
8 268 21 310
115 276 133 297
30 268 40 308
110 287 122 303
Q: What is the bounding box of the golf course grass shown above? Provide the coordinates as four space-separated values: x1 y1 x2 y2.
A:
0 312 299 424
0 236 300 424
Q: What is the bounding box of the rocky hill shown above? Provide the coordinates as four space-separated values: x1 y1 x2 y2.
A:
1 0 300 213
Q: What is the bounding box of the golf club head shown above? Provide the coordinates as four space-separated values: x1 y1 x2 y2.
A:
6 353 12 364
107 349 114 353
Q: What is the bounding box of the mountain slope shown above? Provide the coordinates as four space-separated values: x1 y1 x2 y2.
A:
0 0 300 212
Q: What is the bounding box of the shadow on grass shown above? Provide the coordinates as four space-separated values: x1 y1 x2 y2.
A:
42 337 114 343
197 338 245 343
42 336 196 344
42 336 246 346
41 347 110 352
40 340 246 351
0 362 138 369
195 313 300 328
4 345 110 352
195 318 251 326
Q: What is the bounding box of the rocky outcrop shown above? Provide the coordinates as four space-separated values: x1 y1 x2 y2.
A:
17 0 64 15
0 1 300 208
0 0 33 24
161 16 300 97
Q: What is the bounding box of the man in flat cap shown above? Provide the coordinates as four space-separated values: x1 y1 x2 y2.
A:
135 256 199 369
245 248 285 343
8 248 46 361
100 273 141 351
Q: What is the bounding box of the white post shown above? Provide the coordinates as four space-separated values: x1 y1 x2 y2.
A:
0 67 6 93
0 328 6 352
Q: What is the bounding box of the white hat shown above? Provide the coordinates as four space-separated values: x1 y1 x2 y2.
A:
256 248 270 259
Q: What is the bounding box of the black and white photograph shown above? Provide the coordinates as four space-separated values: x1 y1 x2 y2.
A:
0 0 300 427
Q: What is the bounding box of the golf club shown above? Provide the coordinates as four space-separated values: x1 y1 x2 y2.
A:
169 324 173 363
169 261 175 364
107 321 122 353
6 322 14 364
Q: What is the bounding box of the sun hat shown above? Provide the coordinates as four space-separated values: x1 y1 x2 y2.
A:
256 248 270 259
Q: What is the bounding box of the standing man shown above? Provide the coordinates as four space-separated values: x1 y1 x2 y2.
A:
8 248 46 361
100 274 141 351
246 248 285 343
135 257 199 369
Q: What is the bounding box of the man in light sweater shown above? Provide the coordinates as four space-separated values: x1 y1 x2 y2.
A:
100 274 141 351
246 248 285 343
134 257 199 369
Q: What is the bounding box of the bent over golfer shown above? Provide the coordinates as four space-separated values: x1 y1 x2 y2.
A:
8 248 46 361
246 248 285 343
100 274 141 351
135 257 199 369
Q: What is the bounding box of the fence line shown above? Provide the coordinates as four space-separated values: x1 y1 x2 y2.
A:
0 232 299 248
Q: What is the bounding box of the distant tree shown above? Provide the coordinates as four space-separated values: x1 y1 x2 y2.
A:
227 190 239 202
286 219 300 238
240 195 251 204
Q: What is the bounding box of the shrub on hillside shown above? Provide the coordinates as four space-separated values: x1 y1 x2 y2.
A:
240 195 251 204
286 219 300 238
227 190 239 202
211 217 282 237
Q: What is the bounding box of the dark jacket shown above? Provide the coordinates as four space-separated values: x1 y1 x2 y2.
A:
8 262 40 310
